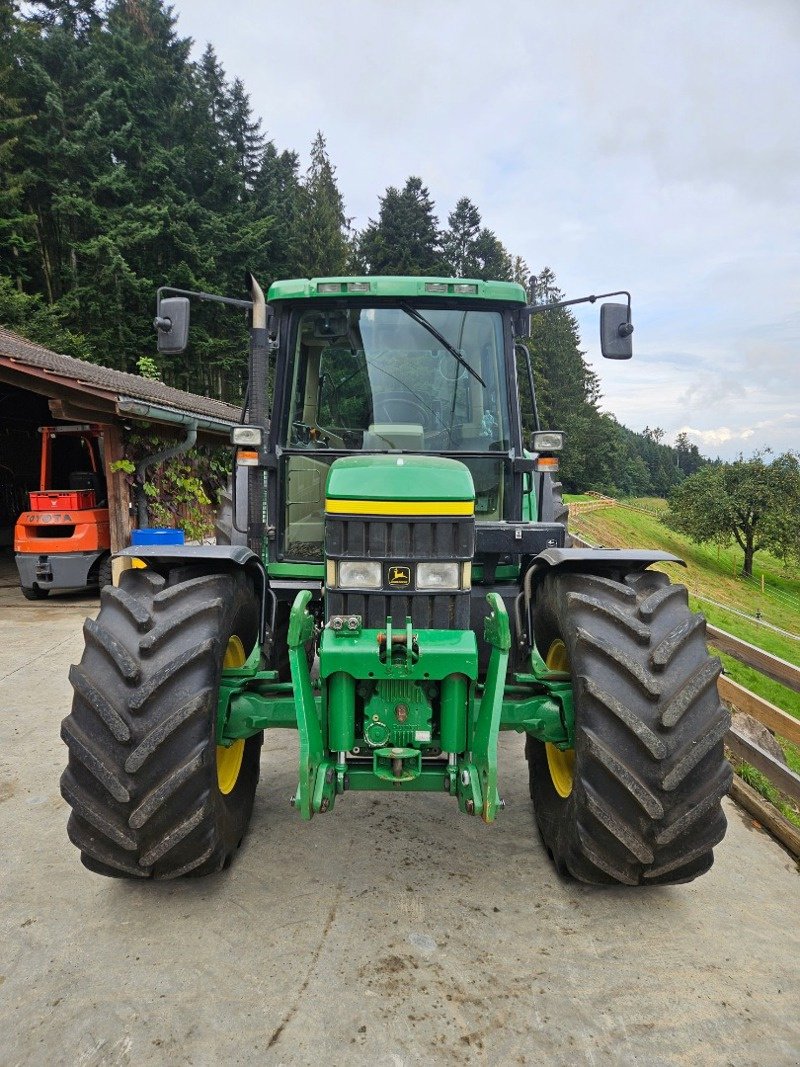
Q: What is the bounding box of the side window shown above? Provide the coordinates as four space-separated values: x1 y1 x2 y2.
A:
286 344 308 437
318 347 372 432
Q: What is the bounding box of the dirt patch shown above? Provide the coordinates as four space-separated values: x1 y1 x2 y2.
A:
0 779 17 803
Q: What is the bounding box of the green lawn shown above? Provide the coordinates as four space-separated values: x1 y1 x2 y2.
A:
619 496 669 513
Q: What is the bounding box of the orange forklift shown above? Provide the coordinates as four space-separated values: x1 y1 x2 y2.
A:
14 424 111 599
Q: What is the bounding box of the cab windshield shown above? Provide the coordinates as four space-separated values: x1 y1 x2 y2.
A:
279 304 513 560
283 306 510 452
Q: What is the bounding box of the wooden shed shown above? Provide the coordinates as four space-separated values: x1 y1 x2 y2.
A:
0 327 240 555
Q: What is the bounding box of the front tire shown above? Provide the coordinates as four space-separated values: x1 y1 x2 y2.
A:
96 554 113 591
527 569 731 885
61 567 262 879
21 584 49 600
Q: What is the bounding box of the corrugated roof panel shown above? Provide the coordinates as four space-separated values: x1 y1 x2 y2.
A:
0 327 240 424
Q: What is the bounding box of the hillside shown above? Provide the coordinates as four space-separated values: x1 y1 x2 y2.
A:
566 495 800 720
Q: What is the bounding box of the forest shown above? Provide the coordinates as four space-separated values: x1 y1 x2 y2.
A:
0 0 708 494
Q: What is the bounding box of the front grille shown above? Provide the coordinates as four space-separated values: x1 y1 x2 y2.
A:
326 515 474 629
326 517 473 559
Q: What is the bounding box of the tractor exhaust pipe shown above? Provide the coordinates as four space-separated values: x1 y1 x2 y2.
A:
249 272 266 331
246 273 268 554
246 272 268 428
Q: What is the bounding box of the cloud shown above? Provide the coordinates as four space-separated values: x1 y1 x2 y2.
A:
678 413 800 451
170 0 800 463
679 426 749 447
677 375 748 411
577 3 800 201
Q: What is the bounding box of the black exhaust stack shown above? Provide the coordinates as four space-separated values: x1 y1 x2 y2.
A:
246 272 268 555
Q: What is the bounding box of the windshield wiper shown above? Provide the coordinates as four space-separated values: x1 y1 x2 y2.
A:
399 303 486 387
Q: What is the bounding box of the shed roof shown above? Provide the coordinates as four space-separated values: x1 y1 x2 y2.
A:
0 327 241 430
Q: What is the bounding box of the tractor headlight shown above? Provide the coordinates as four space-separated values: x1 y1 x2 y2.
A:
338 560 382 589
231 425 263 447
532 430 564 452
416 562 460 591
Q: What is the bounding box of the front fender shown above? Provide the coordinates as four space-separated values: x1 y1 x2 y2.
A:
523 546 685 603
529 547 685 572
520 547 686 656
116 545 271 642
117 544 259 567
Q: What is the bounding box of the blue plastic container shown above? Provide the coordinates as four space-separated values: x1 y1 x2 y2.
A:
130 527 185 546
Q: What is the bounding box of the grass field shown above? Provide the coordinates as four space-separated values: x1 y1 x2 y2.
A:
568 496 800 826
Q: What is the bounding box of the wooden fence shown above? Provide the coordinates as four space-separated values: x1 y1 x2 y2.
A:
708 626 800 856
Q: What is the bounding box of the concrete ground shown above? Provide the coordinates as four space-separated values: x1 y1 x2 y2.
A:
1 548 799 1067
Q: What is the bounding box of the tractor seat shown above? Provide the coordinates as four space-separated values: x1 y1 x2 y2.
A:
362 423 425 450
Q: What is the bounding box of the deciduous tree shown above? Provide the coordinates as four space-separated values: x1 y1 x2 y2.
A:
666 451 800 576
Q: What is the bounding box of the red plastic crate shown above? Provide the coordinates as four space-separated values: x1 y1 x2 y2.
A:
29 489 96 511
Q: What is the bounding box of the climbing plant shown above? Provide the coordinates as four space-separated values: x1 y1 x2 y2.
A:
111 427 230 542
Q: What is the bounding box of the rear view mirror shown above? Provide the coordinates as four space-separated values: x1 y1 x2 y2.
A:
155 296 190 354
512 306 531 338
600 302 633 360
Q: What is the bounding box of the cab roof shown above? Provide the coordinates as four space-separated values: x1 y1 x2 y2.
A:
267 276 527 304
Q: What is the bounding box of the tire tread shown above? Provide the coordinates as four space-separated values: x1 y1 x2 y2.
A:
528 568 730 885
61 568 261 880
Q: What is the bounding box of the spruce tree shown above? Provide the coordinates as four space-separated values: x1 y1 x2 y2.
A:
358 176 444 275
251 142 304 282
224 77 265 191
3 1 99 306
441 196 513 280
55 0 200 370
471 228 512 280
297 131 349 277
0 3 37 287
519 267 620 491
442 197 481 276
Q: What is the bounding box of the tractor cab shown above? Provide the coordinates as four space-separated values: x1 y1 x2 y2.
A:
272 284 519 564
258 279 568 672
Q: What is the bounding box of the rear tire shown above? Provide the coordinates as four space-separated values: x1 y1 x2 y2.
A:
550 478 569 531
61 567 262 879
214 473 247 547
527 569 731 885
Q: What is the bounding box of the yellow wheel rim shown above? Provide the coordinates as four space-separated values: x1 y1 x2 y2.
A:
544 639 575 798
217 635 246 795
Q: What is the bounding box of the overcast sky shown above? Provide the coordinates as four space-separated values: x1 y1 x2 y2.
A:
171 0 799 460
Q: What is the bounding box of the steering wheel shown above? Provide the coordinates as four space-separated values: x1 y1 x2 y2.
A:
291 421 329 447
373 393 432 426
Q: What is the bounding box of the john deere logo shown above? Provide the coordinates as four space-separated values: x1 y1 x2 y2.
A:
388 565 411 587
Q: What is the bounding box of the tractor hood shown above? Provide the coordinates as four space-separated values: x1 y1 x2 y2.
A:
325 455 475 509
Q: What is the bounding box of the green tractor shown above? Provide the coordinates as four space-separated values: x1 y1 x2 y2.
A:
60 275 731 885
